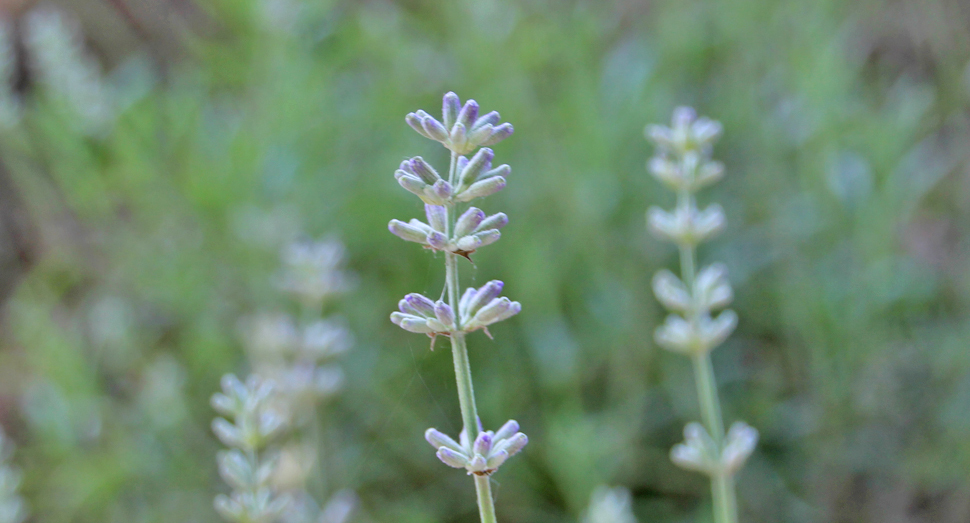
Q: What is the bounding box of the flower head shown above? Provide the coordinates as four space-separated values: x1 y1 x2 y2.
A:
425 420 528 475
407 92 513 154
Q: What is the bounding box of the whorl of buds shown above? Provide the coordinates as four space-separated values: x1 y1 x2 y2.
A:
458 280 522 333
390 280 521 337
425 420 528 475
388 204 507 255
406 92 513 154
670 422 758 477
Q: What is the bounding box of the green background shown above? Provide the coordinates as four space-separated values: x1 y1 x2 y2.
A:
2 0 970 521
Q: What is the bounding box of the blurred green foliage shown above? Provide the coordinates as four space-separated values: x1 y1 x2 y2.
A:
0 0 969 522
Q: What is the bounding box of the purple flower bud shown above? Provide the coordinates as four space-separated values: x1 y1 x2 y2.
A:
436 447 469 469
403 293 435 316
424 204 447 232
454 207 486 238
473 297 513 325
473 431 493 455
481 164 511 180
392 315 435 334
456 155 469 174
485 450 509 470
477 212 508 232
472 111 500 130
394 172 428 198
442 92 460 129
434 301 455 328
455 176 506 202
457 99 479 129
432 180 452 201
406 113 431 139
474 229 501 248
467 124 494 147
494 420 519 440
482 123 513 146
466 281 504 317
459 148 494 188
408 157 440 184
388 219 430 244
425 428 462 451
448 122 467 152
503 433 528 456
426 231 449 250
421 116 449 142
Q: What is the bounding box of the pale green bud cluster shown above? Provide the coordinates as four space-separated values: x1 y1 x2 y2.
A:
211 374 291 523
670 422 758 478
652 264 737 356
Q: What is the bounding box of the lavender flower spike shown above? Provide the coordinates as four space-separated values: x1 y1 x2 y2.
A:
390 93 524 523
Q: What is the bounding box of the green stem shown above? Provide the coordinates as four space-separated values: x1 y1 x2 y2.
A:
444 151 497 523
678 188 737 523
474 474 498 523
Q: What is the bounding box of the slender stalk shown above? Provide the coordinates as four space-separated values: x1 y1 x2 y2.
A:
678 188 737 523
474 474 498 523
443 150 497 523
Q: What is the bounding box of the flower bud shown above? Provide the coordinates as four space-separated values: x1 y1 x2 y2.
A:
436 447 469 469
473 431 493 455
388 219 430 245
722 421 758 475
434 301 455 328
477 212 508 232
425 428 462 452
455 207 486 237
421 114 449 142
455 176 506 202
461 280 504 318
694 263 733 311
402 293 435 316
473 110 501 130
457 99 479 129
394 172 428 198
458 148 495 189
652 270 691 312
408 157 440 184
488 421 516 441
442 92 460 129
482 123 513 146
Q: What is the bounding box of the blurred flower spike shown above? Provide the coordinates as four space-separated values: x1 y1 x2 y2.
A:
211 374 292 523
406 92 513 154
425 420 528 476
